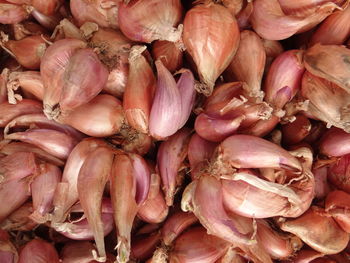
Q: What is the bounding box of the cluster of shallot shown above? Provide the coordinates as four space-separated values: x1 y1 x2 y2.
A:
1 0 350 262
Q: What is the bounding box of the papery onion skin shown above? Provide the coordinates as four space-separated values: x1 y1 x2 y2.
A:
0 3 28 24
183 2 240 96
152 40 183 73
51 138 108 223
280 207 349 254
58 94 125 137
0 99 42 127
251 0 341 41
124 45 156 134
224 30 266 99
304 44 350 93
325 190 350 233
41 38 87 119
118 0 183 43
169 226 230 263
2 35 47 70
18 239 59 263
309 5 350 46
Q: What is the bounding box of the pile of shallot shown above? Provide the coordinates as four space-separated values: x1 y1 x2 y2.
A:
1 0 350 262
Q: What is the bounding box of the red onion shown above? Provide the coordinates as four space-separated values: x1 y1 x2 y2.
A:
118 0 183 43
183 1 240 95
18 239 59 263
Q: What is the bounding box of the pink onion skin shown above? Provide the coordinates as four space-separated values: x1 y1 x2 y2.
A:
0 3 28 24
319 128 350 157
51 138 108 223
183 2 240 95
0 177 31 223
169 226 230 263
150 61 195 139
0 99 42 127
251 0 342 41
18 239 59 263
328 154 350 193
215 134 302 172
0 142 64 167
4 35 47 70
131 232 161 261
0 229 18 263
161 211 198 246
152 40 183 73
58 48 109 114
325 190 350 233
54 213 114 241
58 94 125 137
31 9 61 30
77 147 114 262
1 202 37 232
138 173 168 224
7 71 44 102
118 0 183 43
30 163 61 223
4 128 79 160
309 4 350 46
264 49 305 109
188 133 217 177
124 46 156 134
313 166 331 200
0 152 37 184
4 113 85 141
70 0 119 28
157 128 191 206
31 0 61 16
111 154 138 263
40 39 86 118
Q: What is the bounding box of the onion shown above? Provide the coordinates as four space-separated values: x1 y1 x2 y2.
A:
309 4 350 45
150 61 195 139
51 138 108 223
0 229 18 263
77 147 114 262
161 211 198 246
0 99 42 127
0 2 28 24
7 71 44 103
224 30 266 99
0 34 47 69
70 0 120 28
325 190 350 233
169 226 230 263
280 207 349 254
319 127 350 157
18 239 59 263
131 231 161 261
152 40 183 73
123 45 156 134
58 94 125 137
251 0 342 40
304 44 350 93
118 0 183 43
0 202 36 232
282 114 312 145
111 153 150 263
183 1 240 95
30 163 61 223
157 128 191 205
